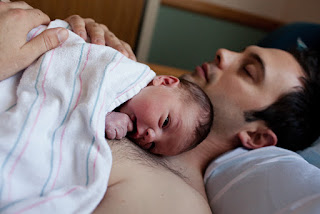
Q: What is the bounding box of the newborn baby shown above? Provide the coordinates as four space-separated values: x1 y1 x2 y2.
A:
105 75 213 156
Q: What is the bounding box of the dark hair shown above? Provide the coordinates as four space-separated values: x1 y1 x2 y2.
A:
178 78 214 151
244 48 320 151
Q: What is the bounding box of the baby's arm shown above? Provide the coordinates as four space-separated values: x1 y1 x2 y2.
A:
105 112 133 140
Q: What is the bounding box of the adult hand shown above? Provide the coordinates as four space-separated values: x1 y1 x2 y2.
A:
0 1 69 80
65 15 137 61
105 112 133 140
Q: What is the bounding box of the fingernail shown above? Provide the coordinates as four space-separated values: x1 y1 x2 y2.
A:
57 28 69 43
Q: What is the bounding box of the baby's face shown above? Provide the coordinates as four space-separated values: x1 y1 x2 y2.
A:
120 83 198 156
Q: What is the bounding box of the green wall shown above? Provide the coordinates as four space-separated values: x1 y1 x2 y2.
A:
147 5 267 71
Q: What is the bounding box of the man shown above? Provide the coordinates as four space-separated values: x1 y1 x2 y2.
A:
92 45 320 214
69 17 319 214
1 2 319 213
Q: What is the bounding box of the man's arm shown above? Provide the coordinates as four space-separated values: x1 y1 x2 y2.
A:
0 1 69 80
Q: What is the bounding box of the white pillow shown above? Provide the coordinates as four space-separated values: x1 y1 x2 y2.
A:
204 146 320 214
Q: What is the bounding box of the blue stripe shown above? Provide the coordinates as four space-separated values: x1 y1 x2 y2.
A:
86 52 118 185
4 103 17 112
0 54 47 199
0 197 26 212
40 44 85 196
117 66 148 95
86 136 96 186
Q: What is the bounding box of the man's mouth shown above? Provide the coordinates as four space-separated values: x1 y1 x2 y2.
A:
195 63 209 82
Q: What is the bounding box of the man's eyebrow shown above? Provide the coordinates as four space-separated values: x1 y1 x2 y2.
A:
249 53 265 80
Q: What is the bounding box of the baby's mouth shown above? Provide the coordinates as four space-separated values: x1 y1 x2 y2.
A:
128 119 146 147
145 142 155 150
135 141 155 151
127 128 155 150
126 116 154 151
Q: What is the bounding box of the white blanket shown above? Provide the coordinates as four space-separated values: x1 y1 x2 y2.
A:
0 20 155 213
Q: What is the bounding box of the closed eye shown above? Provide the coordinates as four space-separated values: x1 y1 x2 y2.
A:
243 67 252 78
242 64 256 81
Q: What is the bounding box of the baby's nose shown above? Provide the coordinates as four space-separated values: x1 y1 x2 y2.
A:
144 128 156 143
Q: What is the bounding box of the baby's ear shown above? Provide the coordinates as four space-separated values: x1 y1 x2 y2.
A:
151 75 180 87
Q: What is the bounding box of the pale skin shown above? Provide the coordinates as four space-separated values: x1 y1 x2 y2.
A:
86 20 303 213
0 1 69 80
1 5 305 213
91 25 305 214
106 75 200 156
65 15 136 61
0 1 135 81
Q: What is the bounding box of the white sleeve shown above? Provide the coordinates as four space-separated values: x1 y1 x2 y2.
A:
204 146 320 214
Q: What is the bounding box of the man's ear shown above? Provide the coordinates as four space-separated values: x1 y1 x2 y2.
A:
237 125 277 149
151 75 180 87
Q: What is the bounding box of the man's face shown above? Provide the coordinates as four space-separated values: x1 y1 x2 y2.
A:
182 45 304 138
120 78 198 156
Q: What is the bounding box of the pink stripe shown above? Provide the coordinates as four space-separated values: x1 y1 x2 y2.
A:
50 45 92 191
30 26 45 40
73 44 92 111
91 89 108 182
7 50 56 200
90 55 124 180
116 69 152 99
14 187 78 214
94 55 124 140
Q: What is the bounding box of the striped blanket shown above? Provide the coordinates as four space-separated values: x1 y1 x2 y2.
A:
0 20 155 213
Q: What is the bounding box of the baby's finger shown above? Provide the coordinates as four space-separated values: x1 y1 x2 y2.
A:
127 119 134 132
115 127 125 140
65 15 87 40
106 129 116 140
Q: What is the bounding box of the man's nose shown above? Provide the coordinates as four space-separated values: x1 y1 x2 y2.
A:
215 48 237 70
144 128 156 143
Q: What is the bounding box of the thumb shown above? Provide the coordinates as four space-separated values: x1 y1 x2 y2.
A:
127 118 134 132
22 27 69 60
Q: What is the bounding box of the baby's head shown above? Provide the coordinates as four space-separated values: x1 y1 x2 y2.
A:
120 75 214 156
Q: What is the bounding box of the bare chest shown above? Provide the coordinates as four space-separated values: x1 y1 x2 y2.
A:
93 139 211 214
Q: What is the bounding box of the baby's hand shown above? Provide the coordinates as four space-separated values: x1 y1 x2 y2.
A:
105 112 133 140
